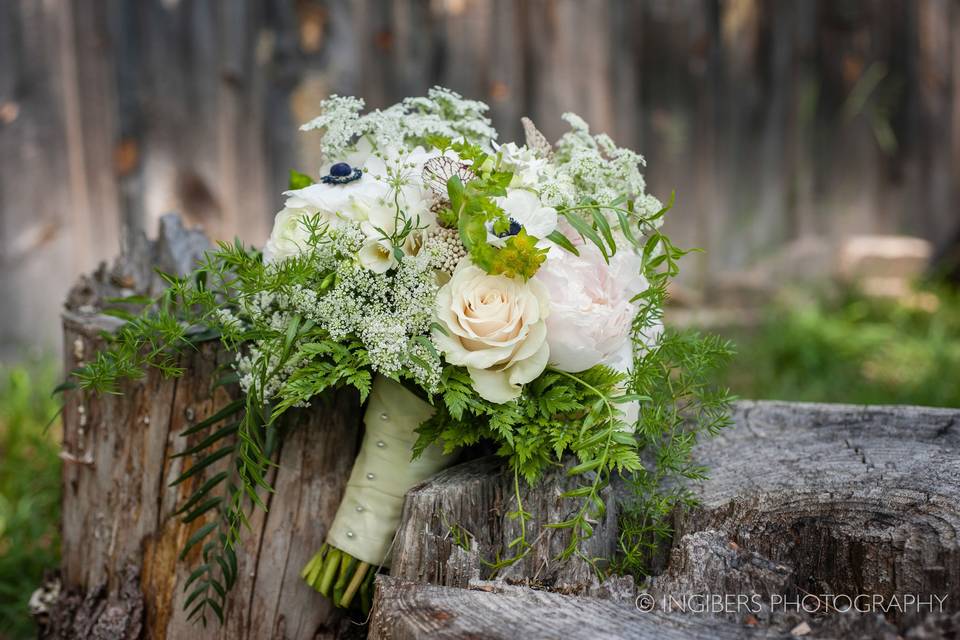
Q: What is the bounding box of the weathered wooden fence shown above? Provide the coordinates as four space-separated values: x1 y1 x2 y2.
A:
3 0 960 353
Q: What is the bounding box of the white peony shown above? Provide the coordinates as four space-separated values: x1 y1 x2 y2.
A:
535 243 647 373
433 264 550 403
489 188 558 246
262 196 322 263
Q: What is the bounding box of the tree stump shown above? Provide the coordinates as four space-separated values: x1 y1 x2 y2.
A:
370 402 960 639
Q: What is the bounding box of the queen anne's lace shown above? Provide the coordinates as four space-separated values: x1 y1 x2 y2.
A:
301 87 498 163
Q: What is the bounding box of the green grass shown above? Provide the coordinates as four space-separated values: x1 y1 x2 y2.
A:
0 360 61 640
721 286 960 408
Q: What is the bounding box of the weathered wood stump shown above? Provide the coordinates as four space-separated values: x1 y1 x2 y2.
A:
370 402 960 639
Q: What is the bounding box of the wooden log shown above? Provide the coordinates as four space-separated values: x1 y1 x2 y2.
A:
374 402 960 639
43 215 365 639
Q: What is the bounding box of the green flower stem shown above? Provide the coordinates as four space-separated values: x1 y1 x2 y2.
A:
319 548 342 596
341 561 370 609
302 544 376 611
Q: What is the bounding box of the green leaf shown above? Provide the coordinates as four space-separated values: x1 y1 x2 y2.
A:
561 211 609 261
288 169 315 190
182 497 223 524
180 399 244 437
546 230 580 256
173 422 239 458
649 190 675 222
590 209 616 256
567 459 603 475
170 445 234 486
615 210 638 247
184 564 210 590
175 471 228 516
180 522 218 560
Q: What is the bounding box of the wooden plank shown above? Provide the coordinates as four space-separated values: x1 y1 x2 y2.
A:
369 575 753 640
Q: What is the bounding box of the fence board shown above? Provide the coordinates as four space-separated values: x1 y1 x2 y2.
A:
2 0 959 353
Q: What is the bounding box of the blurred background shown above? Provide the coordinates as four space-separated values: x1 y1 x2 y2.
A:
1 1 960 637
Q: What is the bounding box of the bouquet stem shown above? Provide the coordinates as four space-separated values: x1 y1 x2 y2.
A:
302 375 453 609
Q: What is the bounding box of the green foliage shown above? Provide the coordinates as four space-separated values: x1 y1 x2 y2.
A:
288 170 315 190
615 331 735 579
0 360 61 640
723 286 960 408
417 363 647 566
444 141 551 280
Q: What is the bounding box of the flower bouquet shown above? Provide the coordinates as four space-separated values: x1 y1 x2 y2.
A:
76 87 732 623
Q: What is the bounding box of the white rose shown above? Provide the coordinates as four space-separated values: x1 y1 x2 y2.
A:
433 264 550 403
535 243 647 373
489 189 557 246
263 197 321 263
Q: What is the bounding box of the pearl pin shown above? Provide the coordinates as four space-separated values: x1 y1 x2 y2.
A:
346 530 355 538
376 440 386 448
356 505 365 512
366 473 375 480
380 412 389 421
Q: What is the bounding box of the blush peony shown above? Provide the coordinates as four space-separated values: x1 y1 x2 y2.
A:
535 243 647 373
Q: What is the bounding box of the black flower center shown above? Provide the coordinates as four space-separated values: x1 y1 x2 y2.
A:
496 218 522 238
321 162 363 185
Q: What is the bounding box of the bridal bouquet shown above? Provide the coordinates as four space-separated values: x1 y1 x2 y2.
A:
76 87 732 623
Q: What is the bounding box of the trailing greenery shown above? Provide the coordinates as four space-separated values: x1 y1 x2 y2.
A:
614 330 735 579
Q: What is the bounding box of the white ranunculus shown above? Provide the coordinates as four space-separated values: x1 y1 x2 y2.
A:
263 196 321 263
489 189 557 246
535 243 648 373
357 238 399 273
433 264 550 403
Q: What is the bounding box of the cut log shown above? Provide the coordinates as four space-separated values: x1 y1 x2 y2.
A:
374 402 960 639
